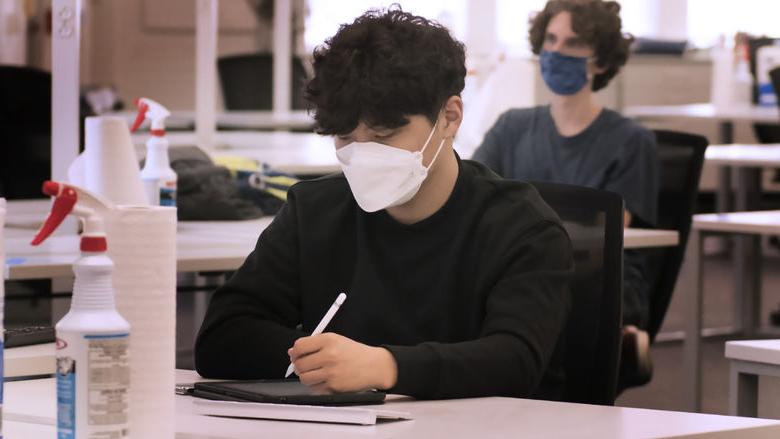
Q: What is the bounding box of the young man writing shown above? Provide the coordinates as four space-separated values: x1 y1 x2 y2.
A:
196 7 573 400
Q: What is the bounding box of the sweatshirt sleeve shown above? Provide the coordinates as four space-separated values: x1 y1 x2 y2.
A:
383 221 573 399
604 128 660 228
194 189 306 379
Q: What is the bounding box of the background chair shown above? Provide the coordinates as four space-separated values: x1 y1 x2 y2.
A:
532 181 625 405
217 53 309 111
644 130 709 342
0 65 52 199
752 67 780 187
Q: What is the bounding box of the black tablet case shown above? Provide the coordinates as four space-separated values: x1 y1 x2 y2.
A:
192 380 386 406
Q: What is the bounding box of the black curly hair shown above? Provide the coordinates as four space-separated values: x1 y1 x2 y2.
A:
304 6 467 135
529 0 633 92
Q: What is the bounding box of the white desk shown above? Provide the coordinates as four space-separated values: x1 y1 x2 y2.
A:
113 110 315 131
130 130 340 176
163 131 339 176
625 103 779 126
623 228 678 248
4 343 55 378
700 144 780 379
6 369 780 439
686 211 780 412
4 199 678 280
5 224 678 282
3 420 59 437
705 143 780 213
5 217 272 281
726 339 780 417
706 143 780 168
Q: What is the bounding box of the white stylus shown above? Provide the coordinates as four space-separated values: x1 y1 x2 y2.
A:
285 292 347 378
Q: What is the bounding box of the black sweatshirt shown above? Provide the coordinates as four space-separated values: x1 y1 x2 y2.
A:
195 158 573 400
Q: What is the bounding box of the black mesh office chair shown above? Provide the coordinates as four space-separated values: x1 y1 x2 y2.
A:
644 130 708 342
217 53 308 111
0 65 52 199
532 181 624 405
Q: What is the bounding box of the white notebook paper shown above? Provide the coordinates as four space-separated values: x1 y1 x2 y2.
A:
193 399 414 425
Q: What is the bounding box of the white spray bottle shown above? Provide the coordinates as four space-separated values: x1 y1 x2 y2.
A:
31 181 130 439
131 97 177 206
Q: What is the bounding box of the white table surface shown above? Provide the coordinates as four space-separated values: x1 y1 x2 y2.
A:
131 131 340 176
5 224 678 281
112 110 315 131
3 420 58 438
694 210 780 235
706 144 780 167
625 103 780 123
5 369 780 439
623 228 678 248
5 217 272 280
4 343 55 378
726 340 780 366
4 199 679 280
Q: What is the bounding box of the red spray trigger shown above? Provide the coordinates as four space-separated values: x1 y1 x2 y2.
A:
31 181 78 245
131 99 149 133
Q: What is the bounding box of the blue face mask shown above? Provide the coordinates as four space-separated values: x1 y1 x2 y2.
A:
539 50 589 96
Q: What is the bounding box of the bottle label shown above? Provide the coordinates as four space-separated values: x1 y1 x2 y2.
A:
160 185 176 207
86 334 130 437
57 354 77 439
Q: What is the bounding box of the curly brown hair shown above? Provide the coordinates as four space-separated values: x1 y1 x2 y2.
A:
528 0 633 92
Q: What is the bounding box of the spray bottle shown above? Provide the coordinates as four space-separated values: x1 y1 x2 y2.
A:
131 97 177 207
31 181 130 439
0 198 5 439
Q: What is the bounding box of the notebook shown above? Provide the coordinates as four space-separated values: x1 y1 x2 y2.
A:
193 399 413 425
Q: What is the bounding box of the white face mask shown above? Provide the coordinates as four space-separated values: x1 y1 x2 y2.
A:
336 119 447 213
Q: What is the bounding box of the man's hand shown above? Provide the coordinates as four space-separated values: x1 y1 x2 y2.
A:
288 333 398 393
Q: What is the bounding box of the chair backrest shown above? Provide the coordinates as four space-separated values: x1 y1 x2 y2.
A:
770 66 780 106
217 53 308 111
645 130 708 341
0 65 52 199
531 181 624 405
753 123 780 143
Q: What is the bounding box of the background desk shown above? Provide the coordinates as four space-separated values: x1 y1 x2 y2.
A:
703 144 780 347
686 211 780 412
6 369 780 439
113 110 315 131
5 224 678 281
5 217 273 280
5 343 55 378
726 339 780 417
705 143 780 211
625 104 779 144
130 131 340 176
4 199 678 280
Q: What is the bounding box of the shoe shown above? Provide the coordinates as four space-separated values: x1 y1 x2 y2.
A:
617 325 653 392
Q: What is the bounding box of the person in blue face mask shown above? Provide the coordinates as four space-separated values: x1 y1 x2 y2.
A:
195 6 574 402
473 0 660 391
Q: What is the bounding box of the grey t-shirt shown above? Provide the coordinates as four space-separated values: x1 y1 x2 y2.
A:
472 106 660 327
472 106 659 227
